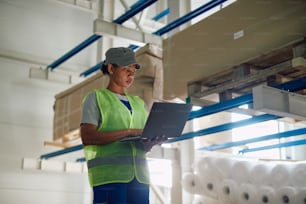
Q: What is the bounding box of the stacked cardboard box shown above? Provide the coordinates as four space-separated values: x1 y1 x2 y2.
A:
53 72 106 140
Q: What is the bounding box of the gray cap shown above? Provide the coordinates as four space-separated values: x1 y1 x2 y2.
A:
105 47 140 69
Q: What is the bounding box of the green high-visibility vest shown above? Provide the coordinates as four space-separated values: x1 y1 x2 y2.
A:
83 89 149 187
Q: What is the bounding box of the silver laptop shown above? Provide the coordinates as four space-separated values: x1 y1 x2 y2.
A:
120 102 193 142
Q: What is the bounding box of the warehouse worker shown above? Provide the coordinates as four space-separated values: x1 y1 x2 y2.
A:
80 47 167 204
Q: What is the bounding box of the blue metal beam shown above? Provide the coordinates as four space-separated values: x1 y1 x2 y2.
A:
78 0 229 76
188 94 253 120
239 139 306 154
47 34 102 70
274 76 306 92
152 8 170 21
130 0 147 9
40 144 83 159
169 77 306 143
167 114 281 143
128 44 140 50
56 0 155 75
40 114 276 159
113 0 158 24
153 0 228 36
40 77 306 158
188 76 306 121
48 0 154 72
80 62 103 77
199 128 306 151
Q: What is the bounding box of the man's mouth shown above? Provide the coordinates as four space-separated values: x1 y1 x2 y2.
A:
126 78 133 85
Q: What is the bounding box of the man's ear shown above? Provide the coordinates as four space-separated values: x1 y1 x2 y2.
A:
107 64 113 74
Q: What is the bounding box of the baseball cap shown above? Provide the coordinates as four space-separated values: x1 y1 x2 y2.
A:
105 47 140 69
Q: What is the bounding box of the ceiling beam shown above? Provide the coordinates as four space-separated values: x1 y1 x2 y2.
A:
153 0 228 36
47 34 101 70
93 18 162 46
113 0 158 24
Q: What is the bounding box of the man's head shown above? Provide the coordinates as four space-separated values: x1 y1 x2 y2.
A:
101 47 140 75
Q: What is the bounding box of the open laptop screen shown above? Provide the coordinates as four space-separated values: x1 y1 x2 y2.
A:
121 102 192 141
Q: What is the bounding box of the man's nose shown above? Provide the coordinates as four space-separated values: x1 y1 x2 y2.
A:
127 69 136 75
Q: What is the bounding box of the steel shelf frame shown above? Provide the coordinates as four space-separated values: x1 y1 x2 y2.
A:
40 145 83 160
152 8 170 21
47 34 102 70
199 128 306 151
39 77 306 159
79 61 103 77
167 114 281 143
47 0 156 72
113 0 158 24
80 0 229 76
239 139 306 154
188 77 306 120
153 0 228 36
188 94 253 121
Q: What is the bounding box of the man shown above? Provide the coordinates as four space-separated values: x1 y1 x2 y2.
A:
80 47 166 204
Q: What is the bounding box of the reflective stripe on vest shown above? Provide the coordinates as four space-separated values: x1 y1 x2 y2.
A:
87 156 147 169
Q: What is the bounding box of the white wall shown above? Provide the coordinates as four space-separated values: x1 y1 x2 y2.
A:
0 0 97 203
0 0 97 72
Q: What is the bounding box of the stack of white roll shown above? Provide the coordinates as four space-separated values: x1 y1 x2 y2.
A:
238 183 257 204
181 155 306 204
192 195 219 204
